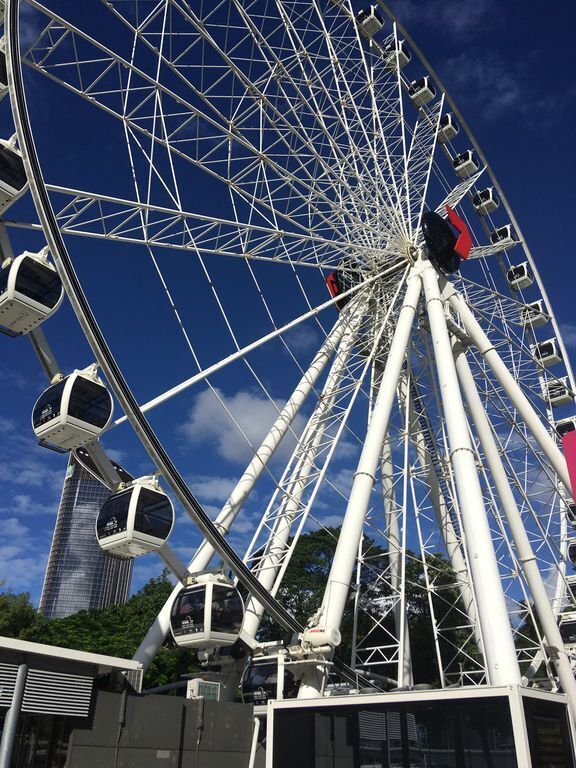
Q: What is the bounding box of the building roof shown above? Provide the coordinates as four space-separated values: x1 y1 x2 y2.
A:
0 636 143 675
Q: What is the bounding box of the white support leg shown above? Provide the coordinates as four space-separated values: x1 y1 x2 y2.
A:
421 261 521 686
453 338 576 717
397 371 482 652
241 306 364 642
443 281 572 494
381 433 413 688
297 271 422 698
132 311 355 668
306 270 422 647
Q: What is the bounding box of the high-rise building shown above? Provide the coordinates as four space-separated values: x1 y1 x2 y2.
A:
39 455 132 618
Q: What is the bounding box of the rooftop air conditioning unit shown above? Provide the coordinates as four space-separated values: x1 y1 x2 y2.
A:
186 678 221 701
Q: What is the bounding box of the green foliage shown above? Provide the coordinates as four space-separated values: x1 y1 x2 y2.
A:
0 534 480 689
254 527 479 685
10 571 198 689
0 583 37 638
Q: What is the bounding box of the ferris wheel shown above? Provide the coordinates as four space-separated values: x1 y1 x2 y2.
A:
2 0 576 708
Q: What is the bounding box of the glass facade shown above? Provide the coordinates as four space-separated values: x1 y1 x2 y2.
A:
272 696 520 768
524 695 575 768
0 710 77 768
39 456 132 618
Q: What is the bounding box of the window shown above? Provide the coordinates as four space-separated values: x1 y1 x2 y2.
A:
33 380 66 427
523 696 575 768
272 696 519 768
134 489 172 539
68 378 111 428
210 586 243 633
171 590 205 636
96 491 130 538
14 258 62 308
0 146 27 191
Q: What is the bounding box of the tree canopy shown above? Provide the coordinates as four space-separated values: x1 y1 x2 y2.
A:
4 571 197 688
254 526 478 685
1 530 479 688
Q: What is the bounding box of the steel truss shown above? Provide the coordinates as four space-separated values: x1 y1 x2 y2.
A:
3 0 576 712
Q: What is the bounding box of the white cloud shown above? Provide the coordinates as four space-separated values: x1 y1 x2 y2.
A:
0 515 50 594
442 50 522 121
284 325 322 354
180 387 306 465
0 494 57 517
0 416 65 497
312 514 344 529
329 467 355 497
392 0 497 39
0 417 18 434
104 447 127 464
560 324 576 350
0 369 29 390
0 517 29 538
187 475 238 503
0 554 49 591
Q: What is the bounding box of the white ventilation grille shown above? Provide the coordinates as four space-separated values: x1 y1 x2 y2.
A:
123 668 143 693
0 663 93 717
358 710 418 742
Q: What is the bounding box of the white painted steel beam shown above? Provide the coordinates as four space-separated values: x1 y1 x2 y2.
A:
241 303 365 642
310 269 422 644
398 371 482 652
421 261 520 686
443 281 572 495
381 432 413 687
453 338 576 716
132 312 350 667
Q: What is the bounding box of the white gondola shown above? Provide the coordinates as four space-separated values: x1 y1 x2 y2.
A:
32 365 113 451
383 39 411 70
556 417 576 439
472 187 500 216
0 37 8 101
96 477 174 557
490 224 515 247
408 77 436 107
0 135 28 212
0 249 64 336
520 299 548 328
240 657 300 705
170 573 244 649
506 261 533 290
355 6 384 39
532 338 562 368
546 377 574 408
560 611 576 647
452 150 479 179
437 113 459 143
568 503 576 527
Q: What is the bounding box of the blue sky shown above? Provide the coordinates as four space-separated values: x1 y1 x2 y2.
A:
1 0 575 607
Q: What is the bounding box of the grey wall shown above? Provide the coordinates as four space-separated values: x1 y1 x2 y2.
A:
66 690 256 768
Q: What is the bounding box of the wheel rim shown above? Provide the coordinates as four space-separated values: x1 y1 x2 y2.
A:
6 0 575 690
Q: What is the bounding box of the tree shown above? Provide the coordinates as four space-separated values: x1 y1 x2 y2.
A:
0 584 37 638
253 527 478 685
19 571 198 688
